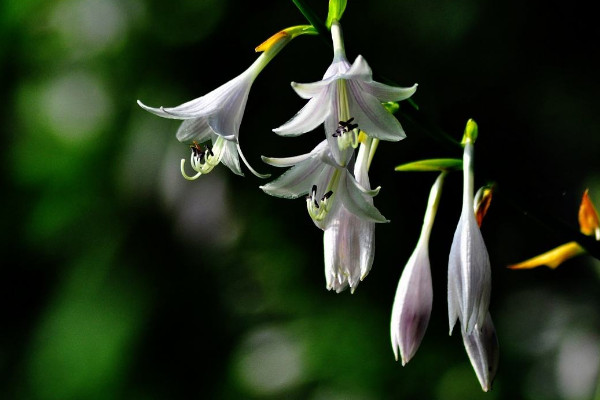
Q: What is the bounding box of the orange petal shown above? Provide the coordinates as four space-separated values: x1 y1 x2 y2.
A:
507 241 585 270
578 189 600 240
474 186 493 227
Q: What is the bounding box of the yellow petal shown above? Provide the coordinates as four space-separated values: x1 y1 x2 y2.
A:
255 30 289 52
255 25 317 53
578 189 600 240
507 241 585 270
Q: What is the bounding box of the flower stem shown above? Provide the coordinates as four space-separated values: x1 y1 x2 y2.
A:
290 0 329 37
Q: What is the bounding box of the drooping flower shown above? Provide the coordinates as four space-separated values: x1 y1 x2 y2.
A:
448 119 491 335
323 135 380 292
137 25 316 178
273 20 417 166
391 172 446 365
260 139 387 228
261 137 387 292
461 312 499 392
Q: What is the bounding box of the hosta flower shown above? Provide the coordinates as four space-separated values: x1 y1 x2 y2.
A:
137 25 315 178
261 138 387 292
448 120 491 335
323 136 379 292
391 172 446 364
273 20 417 166
461 312 499 392
260 140 386 228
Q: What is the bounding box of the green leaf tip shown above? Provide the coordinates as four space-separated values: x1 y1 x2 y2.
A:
394 158 463 172
461 118 478 145
325 0 347 28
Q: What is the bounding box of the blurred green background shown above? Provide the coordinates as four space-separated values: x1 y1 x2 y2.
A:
1 0 599 399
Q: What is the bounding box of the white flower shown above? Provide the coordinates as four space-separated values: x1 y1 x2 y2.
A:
323 137 379 293
461 312 499 392
137 28 296 178
391 172 445 364
448 128 491 335
273 20 417 165
260 140 387 228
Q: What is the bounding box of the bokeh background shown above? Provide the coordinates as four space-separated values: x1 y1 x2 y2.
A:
1 0 599 399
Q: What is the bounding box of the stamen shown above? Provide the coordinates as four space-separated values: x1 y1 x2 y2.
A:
180 137 226 179
306 185 334 221
334 118 360 149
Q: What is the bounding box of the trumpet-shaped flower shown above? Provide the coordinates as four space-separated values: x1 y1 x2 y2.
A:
261 138 387 292
273 20 417 165
391 172 446 365
461 312 499 392
323 136 379 292
137 26 315 178
448 120 491 335
260 140 386 228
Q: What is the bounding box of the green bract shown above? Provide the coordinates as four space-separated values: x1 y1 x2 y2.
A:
461 118 479 145
325 0 347 28
395 158 463 172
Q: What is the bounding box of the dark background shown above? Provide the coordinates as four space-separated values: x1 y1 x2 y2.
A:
1 0 599 399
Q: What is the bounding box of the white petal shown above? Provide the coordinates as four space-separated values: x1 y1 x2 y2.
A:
338 171 388 223
462 313 499 392
342 55 373 81
391 242 433 365
291 80 331 99
359 81 418 103
220 139 243 176
323 206 375 293
206 82 251 139
175 118 214 142
137 100 185 120
447 233 462 335
346 81 406 141
261 152 313 168
161 74 250 118
273 90 330 136
448 212 491 335
260 155 329 198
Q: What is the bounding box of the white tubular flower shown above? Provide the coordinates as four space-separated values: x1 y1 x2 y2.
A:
391 172 446 365
273 20 417 166
260 140 387 229
323 136 379 293
448 120 491 335
137 26 314 178
461 312 499 392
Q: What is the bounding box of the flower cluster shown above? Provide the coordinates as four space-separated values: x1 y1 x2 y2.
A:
137 1 507 393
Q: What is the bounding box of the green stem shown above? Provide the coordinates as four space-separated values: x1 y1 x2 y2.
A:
290 0 329 37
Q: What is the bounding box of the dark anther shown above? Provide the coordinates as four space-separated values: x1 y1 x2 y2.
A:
335 117 359 136
206 148 214 157
322 191 333 201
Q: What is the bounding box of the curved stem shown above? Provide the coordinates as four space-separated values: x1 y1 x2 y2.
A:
290 0 329 37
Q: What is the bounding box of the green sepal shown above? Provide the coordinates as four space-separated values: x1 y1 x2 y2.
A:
325 0 347 28
461 118 478 146
394 158 463 172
